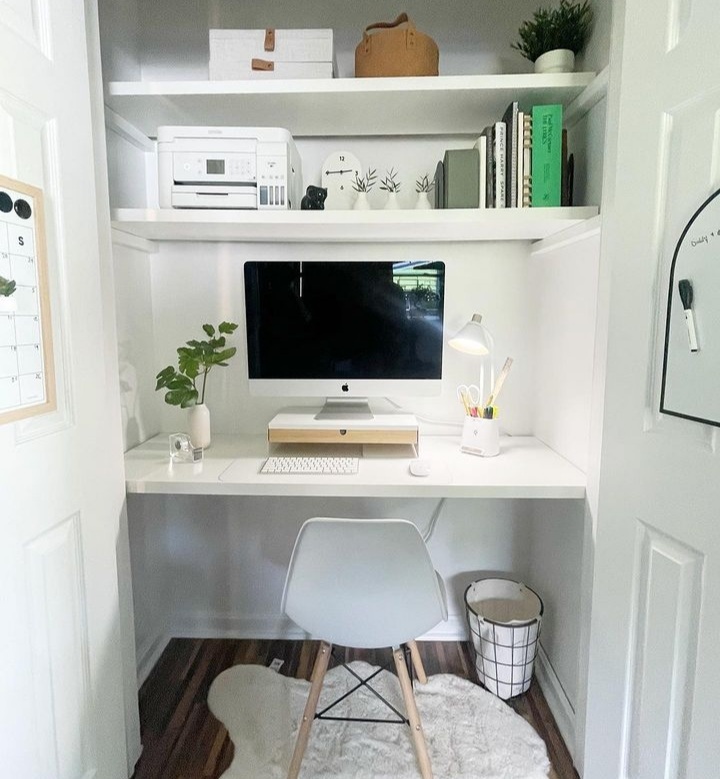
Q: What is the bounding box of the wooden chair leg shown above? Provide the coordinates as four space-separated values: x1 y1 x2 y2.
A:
393 646 433 779
287 640 332 779
407 640 428 684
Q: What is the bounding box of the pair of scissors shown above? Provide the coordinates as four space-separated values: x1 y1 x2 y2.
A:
456 384 482 413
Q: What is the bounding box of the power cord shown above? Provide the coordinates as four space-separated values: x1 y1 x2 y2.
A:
384 396 463 430
421 497 446 543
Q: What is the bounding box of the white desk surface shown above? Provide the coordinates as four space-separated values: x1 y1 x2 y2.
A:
124 434 586 499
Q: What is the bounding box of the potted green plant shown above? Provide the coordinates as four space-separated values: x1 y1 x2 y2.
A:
0 275 17 312
512 0 593 74
155 320 238 448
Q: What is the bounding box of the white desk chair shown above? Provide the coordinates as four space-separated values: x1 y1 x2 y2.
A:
281 517 448 779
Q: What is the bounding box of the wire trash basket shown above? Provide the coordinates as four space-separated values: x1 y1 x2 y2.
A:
464 577 544 700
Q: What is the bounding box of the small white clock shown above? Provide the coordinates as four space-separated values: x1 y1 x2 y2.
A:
321 151 362 210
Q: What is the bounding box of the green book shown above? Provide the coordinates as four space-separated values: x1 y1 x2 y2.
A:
531 104 563 207
443 148 479 209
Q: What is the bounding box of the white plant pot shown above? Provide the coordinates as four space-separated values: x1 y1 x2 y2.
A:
383 191 401 210
188 402 211 449
414 191 433 210
0 296 17 313
353 191 371 210
534 48 575 74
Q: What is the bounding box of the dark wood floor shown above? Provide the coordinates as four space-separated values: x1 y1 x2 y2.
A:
131 638 578 779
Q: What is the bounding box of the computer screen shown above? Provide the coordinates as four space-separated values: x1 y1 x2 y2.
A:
243 260 445 401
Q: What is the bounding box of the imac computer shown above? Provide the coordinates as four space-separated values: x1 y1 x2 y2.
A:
243 260 445 419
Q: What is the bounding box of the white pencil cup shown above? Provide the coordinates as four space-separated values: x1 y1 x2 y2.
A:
461 417 500 457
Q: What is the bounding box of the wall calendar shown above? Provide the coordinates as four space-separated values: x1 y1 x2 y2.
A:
0 175 55 424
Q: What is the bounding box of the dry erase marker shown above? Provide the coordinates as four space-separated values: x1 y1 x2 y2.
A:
678 279 698 352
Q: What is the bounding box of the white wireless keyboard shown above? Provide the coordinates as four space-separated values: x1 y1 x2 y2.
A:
260 456 359 475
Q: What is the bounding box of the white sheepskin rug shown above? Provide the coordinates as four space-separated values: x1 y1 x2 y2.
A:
208 660 550 778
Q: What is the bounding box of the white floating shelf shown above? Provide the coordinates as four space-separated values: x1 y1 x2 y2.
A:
106 72 596 137
111 206 600 243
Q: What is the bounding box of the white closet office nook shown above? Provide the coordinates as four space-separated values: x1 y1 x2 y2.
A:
1 1 719 777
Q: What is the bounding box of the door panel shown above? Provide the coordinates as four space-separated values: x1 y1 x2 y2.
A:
584 0 720 776
26 514 94 779
628 525 703 778
0 0 131 776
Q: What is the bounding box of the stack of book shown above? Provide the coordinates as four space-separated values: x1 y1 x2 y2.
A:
435 102 573 209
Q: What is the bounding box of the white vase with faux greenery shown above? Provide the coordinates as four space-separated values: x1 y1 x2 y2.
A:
512 0 593 74
414 174 435 210
352 168 376 210
0 275 17 312
380 168 401 209
155 320 238 449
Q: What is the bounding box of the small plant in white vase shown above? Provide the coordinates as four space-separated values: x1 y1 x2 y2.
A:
155 320 239 449
379 168 401 209
352 168 377 210
0 275 17 312
512 0 593 74
414 173 435 210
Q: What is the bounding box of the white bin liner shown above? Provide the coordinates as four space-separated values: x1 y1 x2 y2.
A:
465 578 543 700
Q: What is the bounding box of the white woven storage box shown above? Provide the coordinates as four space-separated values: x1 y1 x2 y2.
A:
465 578 543 700
209 28 335 80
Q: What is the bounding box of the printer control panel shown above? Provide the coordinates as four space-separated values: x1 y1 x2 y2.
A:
172 152 256 183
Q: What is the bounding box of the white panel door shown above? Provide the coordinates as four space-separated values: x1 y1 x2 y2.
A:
584 0 720 776
0 1 131 777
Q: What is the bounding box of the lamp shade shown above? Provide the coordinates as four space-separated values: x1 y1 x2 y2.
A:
448 313 491 355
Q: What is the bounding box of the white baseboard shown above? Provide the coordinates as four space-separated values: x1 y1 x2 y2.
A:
136 631 172 687
167 610 469 643
534 644 577 762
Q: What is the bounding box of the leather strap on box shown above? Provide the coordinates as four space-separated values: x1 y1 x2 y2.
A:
362 12 417 53
252 58 274 71
264 28 275 51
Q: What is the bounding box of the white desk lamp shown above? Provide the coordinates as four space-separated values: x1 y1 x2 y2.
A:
448 313 495 399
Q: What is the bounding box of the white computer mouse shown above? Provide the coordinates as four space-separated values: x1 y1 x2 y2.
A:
409 459 432 477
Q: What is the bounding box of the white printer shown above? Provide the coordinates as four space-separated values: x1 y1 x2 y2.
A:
157 126 302 210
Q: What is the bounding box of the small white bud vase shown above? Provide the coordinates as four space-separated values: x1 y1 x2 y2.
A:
383 191 401 210
353 191 371 210
534 48 575 74
414 191 432 210
188 402 211 449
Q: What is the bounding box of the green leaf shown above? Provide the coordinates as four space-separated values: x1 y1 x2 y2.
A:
218 321 239 334
202 323 215 337
215 347 237 363
155 366 177 390
164 387 197 407
167 376 193 390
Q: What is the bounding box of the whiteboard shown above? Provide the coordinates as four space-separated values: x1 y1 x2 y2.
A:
0 175 55 424
660 188 720 426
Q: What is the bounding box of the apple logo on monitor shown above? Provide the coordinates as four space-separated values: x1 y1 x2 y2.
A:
341 383 349 392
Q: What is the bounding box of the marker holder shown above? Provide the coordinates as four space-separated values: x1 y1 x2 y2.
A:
461 417 500 457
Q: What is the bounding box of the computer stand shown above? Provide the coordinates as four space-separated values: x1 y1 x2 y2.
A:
314 397 374 420
267 404 419 447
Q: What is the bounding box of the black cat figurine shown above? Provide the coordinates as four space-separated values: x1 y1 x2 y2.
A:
301 185 327 210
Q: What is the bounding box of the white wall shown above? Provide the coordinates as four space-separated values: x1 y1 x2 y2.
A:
128 494 535 678
149 239 534 437
112 233 162 450
135 0 550 82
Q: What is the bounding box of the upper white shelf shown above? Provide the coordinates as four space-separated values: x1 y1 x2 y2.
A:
111 206 599 243
105 72 596 137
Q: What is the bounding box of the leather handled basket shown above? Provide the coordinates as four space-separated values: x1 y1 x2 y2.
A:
355 12 439 77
